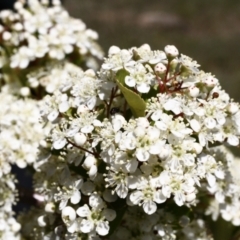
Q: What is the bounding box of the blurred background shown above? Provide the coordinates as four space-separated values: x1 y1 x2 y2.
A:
64 0 240 102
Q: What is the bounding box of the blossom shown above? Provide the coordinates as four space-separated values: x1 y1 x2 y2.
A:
12 42 240 239
76 194 116 236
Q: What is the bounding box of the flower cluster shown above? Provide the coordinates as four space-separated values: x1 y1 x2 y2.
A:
0 1 104 238
0 0 103 96
20 44 240 239
0 91 48 169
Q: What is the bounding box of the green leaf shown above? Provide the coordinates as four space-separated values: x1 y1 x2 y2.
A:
116 70 146 117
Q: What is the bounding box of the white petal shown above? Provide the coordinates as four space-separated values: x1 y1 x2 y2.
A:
20 59 29 69
147 127 160 139
76 204 90 217
163 99 181 115
59 199 68 210
199 133 206 146
227 135 239 146
149 142 162 155
136 83 150 93
216 114 226 125
80 219 94 233
143 201 157 215
112 119 123 132
204 117 216 129
89 193 103 208
87 97 97 110
67 221 78 233
82 156 96 169
136 148 150 162
102 63 114 70
16 159 27 168
96 221 110 236
116 184 128 198
130 191 143 205
154 191 167 204
151 110 162 121
108 46 121 55
53 138 67 150
89 165 98 179
125 76 135 87
125 159 138 173
59 101 70 113
159 171 171 185
81 125 94 133
71 190 81 204
93 119 103 127
62 206 76 221
66 127 79 137
47 110 59 122
38 216 46 227
174 192 185 206
206 173 216 187
190 119 201 132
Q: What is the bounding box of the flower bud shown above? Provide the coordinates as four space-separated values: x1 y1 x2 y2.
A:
188 86 199 97
62 206 76 222
83 156 97 169
154 63 167 74
203 76 218 87
20 87 30 97
3 31 12 41
227 102 239 114
74 133 87 146
85 69 96 77
45 202 56 213
38 215 47 227
164 45 179 58
108 46 121 56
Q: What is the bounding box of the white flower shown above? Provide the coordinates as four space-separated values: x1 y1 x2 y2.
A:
125 63 154 93
102 49 134 71
104 163 138 198
10 46 34 69
76 194 115 236
129 177 167 215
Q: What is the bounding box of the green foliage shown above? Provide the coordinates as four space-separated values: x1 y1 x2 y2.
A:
116 69 146 117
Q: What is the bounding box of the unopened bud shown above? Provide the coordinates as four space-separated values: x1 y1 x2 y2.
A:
188 86 199 97
108 46 121 56
164 45 179 58
45 202 56 213
20 87 30 97
227 102 239 114
38 215 47 227
74 132 87 146
204 76 218 87
154 63 167 74
3 31 12 41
